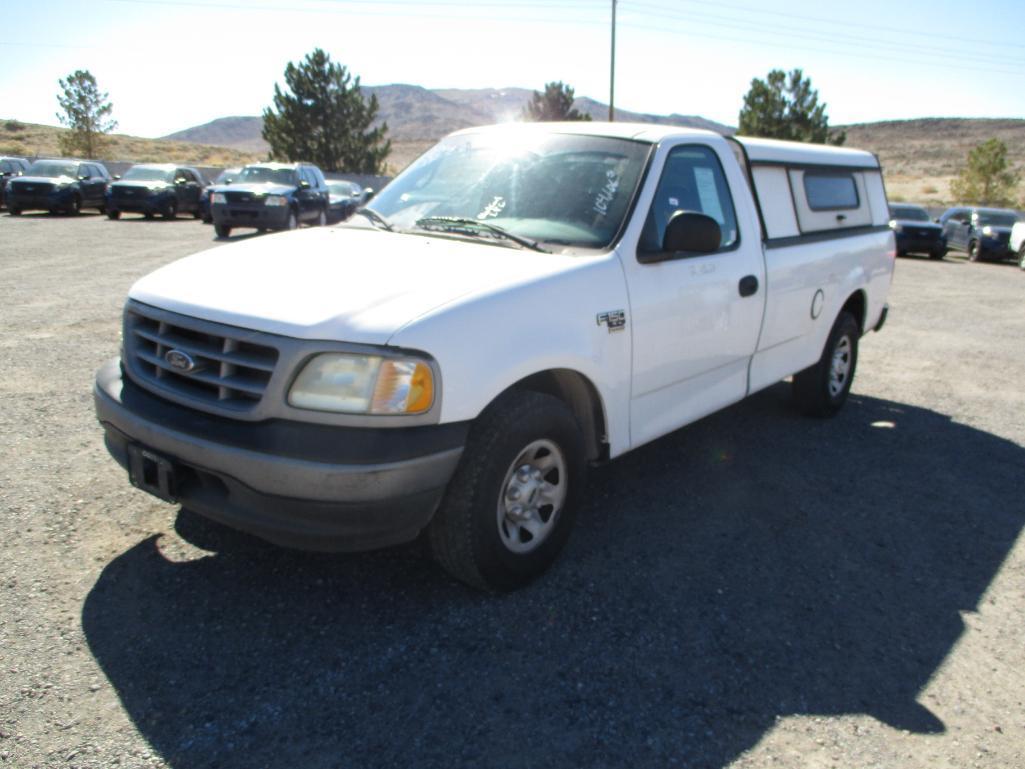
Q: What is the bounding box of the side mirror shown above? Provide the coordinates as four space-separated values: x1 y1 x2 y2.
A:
298 180 310 189
224 178 233 185
78 175 89 181
363 187 375 201
113 174 121 181
662 211 721 254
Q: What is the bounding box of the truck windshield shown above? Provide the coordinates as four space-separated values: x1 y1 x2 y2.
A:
369 131 651 249
122 166 174 182
26 160 79 178
976 211 1019 227
239 167 296 185
889 205 929 221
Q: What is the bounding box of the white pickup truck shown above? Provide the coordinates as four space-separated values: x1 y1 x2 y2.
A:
94 123 894 590
1010 221 1025 269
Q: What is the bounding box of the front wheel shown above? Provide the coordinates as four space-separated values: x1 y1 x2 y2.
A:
9 208 21 216
214 223 231 238
792 310 860 417
68 195 81 216
929 247 946 260
1018 244 1025 270
968 240 982 262
285 210 298 230
428 391 585 591
107 209 121 220
316 207 327 227
163 200 178 220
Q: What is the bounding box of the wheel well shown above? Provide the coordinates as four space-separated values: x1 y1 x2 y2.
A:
842 290 867 334
507 369 608 463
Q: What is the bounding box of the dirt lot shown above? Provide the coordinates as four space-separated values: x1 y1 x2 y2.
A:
1 212 1023 769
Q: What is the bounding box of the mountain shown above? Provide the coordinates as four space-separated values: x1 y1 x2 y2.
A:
162 84 736 160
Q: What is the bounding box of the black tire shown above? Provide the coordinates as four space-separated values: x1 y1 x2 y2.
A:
144 211 155 220
192 208 201 219
428 390 586 591
214 223 231 238
98 205 106 215
968 240 982 262
107 209 121 220
68 196 81 216
316 207 327 227
163 200 177 220
9 208 20 216
1018 244 1025 270
897 249 907 257
929 247 946 260
286 209 298 230
792 310 860 418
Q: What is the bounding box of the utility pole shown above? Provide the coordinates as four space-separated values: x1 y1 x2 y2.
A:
609 0 617 121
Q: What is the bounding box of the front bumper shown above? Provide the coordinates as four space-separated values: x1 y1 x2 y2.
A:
108 192 171 215
212 202 290 230
979 236 1014 259
6 188 75 211
895 231 945 254
94 359 467 551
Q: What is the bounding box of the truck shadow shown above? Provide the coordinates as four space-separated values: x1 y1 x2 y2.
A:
82 386 1025 768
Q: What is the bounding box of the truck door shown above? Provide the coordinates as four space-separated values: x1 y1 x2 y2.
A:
620 142 766 448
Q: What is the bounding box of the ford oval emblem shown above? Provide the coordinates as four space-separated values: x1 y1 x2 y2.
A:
165 349 196 373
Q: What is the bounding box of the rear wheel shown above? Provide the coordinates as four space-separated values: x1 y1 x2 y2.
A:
214 223 231 238
792 310 860 417
107 209 121 220
428 391 585 591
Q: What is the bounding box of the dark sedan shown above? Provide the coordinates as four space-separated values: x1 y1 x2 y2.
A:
107 164 206 220
939 206 1021 262
0 156 30 210
326 180 368 223
6 158 110 215
889 203 946 259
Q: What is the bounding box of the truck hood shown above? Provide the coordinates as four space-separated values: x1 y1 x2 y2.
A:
894 219 941 231
11 175 75 186
210 182 295 196
129 226 587 345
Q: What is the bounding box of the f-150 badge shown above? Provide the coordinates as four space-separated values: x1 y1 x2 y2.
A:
596 310 626 332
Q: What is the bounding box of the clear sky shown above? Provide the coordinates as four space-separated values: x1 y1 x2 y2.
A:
2 0 1024 138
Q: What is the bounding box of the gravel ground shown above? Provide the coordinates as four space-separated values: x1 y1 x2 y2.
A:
1 212 1023 769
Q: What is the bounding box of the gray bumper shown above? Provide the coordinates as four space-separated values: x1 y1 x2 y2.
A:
94 359 464 551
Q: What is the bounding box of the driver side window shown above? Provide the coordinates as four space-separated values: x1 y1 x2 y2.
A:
640 145 739 253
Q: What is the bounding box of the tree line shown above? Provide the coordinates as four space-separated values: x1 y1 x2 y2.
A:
53 58 1020 205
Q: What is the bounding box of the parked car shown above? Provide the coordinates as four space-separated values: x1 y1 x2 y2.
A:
6 158 109 215
0 156 31 209
939 206 1020 261
94 123 893 590
209 162 329 238
106 164 207 220
200 167 240 224
888 203 946 259
326 180 368 223
1010 221 1025 270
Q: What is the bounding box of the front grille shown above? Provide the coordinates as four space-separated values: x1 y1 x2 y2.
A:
225 190 263 204
12 181 54 194
124 306 279 412
112 185 151 200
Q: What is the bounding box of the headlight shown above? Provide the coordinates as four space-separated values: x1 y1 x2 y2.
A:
889 220 902 232
982 225 994 236
211 192 226 204
288 353 435 415
265 195 287 207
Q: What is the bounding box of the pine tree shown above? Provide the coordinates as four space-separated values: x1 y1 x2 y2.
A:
738 69 844 145
55 70 117 158
262 49 390 173
522 82 592 122
950 139 1020 206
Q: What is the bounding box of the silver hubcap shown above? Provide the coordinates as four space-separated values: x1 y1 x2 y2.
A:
496 439 567 554
829 335 852 397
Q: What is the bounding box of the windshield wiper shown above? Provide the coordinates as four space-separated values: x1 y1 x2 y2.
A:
354 208 394 232
414 216 548 252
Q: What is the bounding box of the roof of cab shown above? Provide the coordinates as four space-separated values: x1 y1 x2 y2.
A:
449 122 879 169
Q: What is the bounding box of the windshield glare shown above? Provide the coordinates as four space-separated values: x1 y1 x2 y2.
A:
239 167 296 185
369 132 651 249
890 205 930 222
329 182 358 195
123 166 173 182
27 160 79 178
976 211 1019 227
